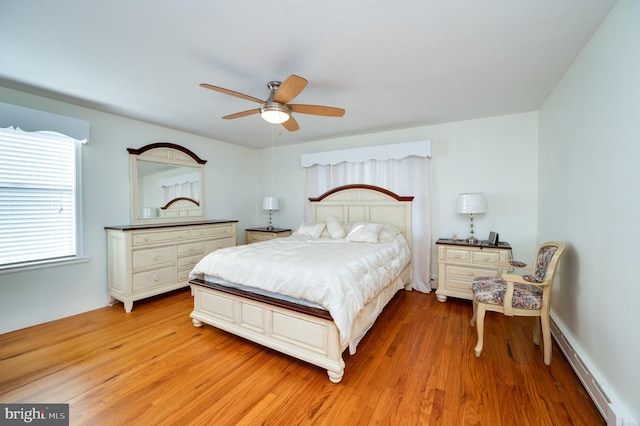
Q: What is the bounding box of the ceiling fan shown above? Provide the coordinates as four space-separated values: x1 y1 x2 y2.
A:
200 75 345 131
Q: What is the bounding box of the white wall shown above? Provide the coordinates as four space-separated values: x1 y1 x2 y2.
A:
538 0 639 420
257 112 539 280
0 87 258 334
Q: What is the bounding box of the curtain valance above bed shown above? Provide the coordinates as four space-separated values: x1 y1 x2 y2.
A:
300 140 431 168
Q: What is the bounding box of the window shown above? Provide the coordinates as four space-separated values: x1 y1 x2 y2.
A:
0 126 83 269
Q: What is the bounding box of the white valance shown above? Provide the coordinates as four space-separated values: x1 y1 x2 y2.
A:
158 172 201 188
0 101 90 142
300 140 431 168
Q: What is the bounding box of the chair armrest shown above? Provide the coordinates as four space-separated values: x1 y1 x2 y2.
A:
502 273 550 287
494 260 531 277
495 260 528 269
501 273 530 284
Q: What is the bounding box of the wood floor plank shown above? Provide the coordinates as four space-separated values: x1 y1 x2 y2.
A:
0 288 604 425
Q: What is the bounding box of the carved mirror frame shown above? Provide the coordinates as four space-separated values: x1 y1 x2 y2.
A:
128 142 206 225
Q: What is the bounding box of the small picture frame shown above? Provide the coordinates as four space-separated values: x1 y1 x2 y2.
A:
488 231 499 245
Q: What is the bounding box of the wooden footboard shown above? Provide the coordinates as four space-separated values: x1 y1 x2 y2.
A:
190 280 347 383
189 185 414 382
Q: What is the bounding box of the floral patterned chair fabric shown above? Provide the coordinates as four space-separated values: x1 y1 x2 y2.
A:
470 241 566 366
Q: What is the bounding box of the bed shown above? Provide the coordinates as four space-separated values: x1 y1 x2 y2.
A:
188 184 414 383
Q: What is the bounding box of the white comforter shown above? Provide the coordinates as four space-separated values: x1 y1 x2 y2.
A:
189 234 411 350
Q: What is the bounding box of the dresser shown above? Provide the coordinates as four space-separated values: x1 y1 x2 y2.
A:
435 238 512 302
105 220 237 312
245 227 292 244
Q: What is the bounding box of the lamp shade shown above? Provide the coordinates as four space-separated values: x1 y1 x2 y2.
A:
262 196 279 211
456 193 486 214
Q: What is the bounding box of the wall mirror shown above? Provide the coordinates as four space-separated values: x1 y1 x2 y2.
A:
128 142 206 224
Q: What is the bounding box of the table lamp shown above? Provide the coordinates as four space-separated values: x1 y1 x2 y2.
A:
456 193 486 243
262 196 279 230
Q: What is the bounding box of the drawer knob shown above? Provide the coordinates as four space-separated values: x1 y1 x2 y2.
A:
154 276 160 282
468 272 475 276
153 255 160 261
454 255 460 259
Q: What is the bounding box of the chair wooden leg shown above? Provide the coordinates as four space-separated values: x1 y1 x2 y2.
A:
470 299 477 327
533 316 541 346
541 313 552 366
474 304 486 358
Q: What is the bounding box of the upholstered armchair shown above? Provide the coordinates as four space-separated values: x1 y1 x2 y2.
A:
469 241 566 365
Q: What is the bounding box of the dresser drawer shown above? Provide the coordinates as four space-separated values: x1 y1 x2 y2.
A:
132 246 175 270
132 229 190 246
178 254 202 270
132 266 176 292
206 236 236 252
191 224 235 239
178 241 204 256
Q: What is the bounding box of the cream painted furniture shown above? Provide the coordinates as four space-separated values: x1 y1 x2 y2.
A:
128 142 206 225
470 241 566 365
106 220 237 312
190 184 414 383
245 227 292 244
435 238 512 302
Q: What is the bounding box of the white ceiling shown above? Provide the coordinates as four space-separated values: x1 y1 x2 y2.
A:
0 1 616 149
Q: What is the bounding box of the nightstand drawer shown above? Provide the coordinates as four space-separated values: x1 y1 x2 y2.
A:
248 233 276 243
245 228 292 244
444 248 471 263
446 264 493 280
472 250 500 266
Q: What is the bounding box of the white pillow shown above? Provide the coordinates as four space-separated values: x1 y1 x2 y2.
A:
346 222 383 243
325 215 346 239
378 224 401 242
295 222 326 238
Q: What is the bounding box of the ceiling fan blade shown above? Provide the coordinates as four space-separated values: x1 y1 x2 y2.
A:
200 83 264 104
289 104 345 117
281 115 300 131
273 75 308 104
222 109 260 119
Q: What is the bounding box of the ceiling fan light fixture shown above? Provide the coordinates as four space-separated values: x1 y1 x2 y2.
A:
260 102 290 124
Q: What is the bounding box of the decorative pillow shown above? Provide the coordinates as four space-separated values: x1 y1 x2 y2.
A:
295 222 326 238
325 215 346 239
378 224 400 242
346 222 383 243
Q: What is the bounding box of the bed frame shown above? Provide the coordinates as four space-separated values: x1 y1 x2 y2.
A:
189 184 413 382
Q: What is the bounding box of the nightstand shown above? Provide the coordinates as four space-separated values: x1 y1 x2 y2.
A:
435 238 512 302
245 227 292 244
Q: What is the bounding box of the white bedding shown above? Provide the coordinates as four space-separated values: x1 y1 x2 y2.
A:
189 234 411 352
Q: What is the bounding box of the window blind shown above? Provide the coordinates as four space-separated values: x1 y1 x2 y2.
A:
0 127 78 266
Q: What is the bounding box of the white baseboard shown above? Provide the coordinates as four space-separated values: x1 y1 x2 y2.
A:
551 318 637 426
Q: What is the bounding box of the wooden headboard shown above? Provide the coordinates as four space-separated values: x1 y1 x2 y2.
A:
309 184 414 249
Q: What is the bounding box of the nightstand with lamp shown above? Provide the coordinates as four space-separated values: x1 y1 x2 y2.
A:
435 193 512 302
246 196 292 243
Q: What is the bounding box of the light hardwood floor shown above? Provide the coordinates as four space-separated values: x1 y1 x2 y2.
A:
0 288 604 425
